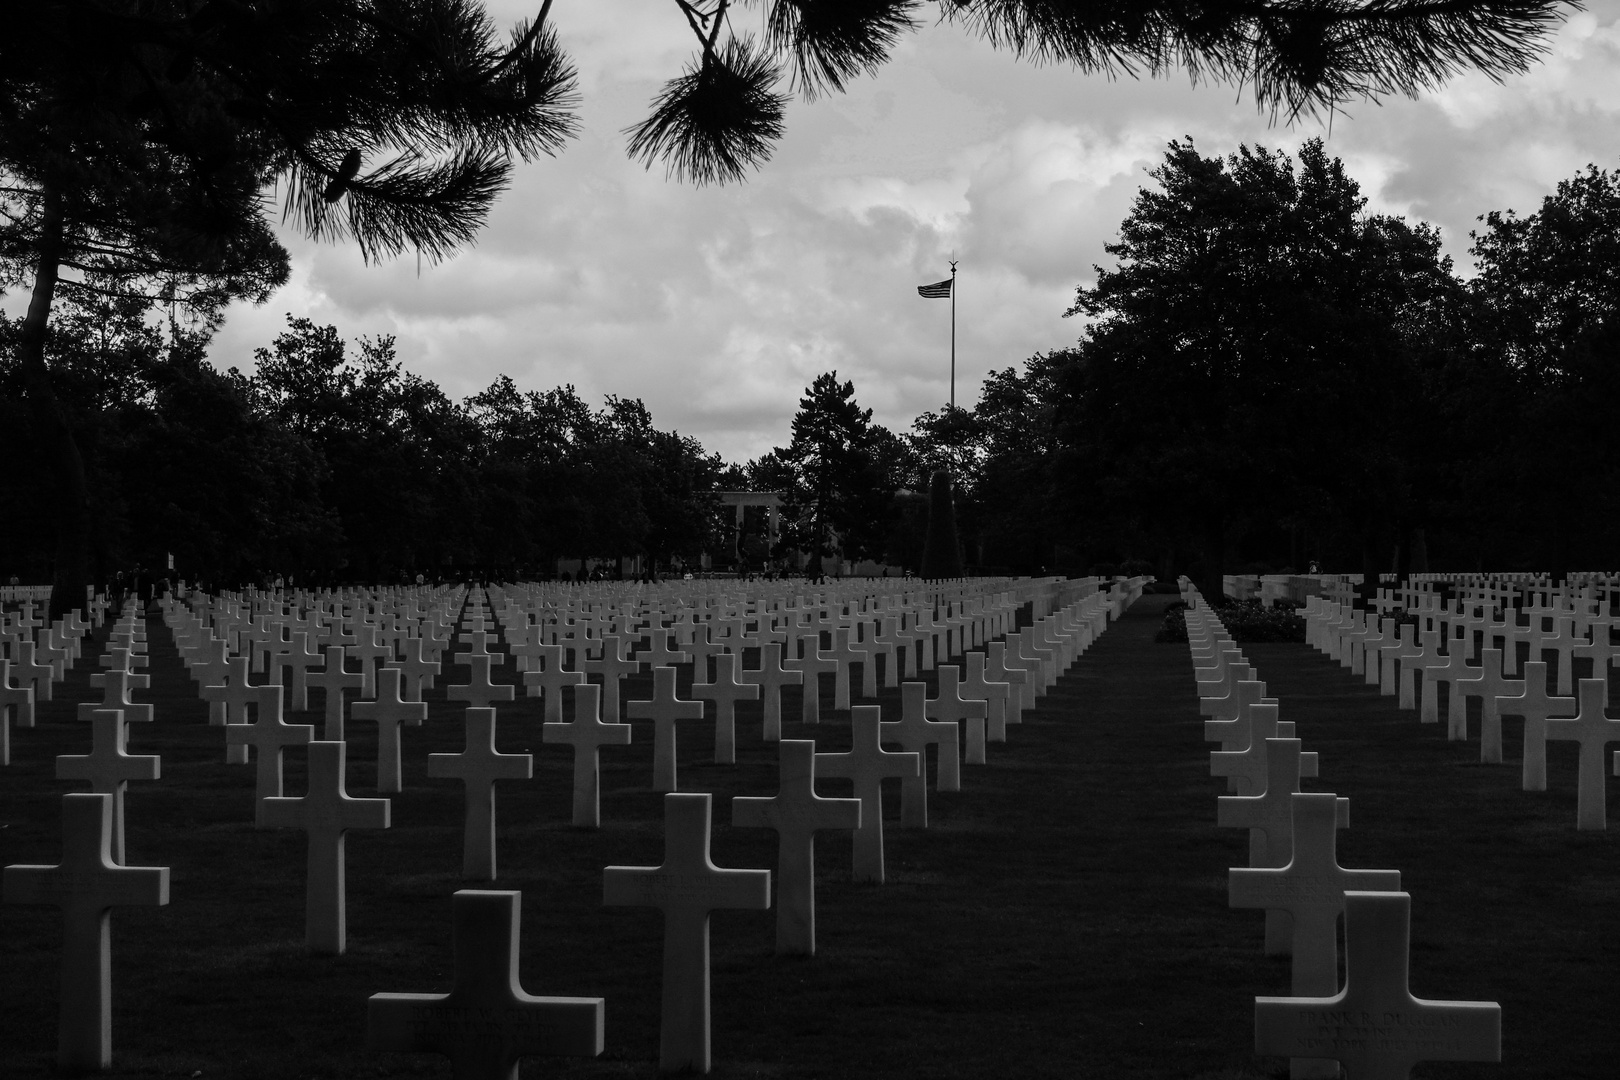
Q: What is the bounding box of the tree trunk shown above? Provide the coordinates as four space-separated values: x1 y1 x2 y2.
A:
1358 527 1381 610
919 470 964 580
16 185 91 621
1199 509 1225 602
1394 516 1412 585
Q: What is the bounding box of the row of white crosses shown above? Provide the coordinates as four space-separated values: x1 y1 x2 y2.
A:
2 576 1135 1076
484 579 1132 821
364 579 1138 1077
1183 585 1502 1080
1 595 108 763
1 601 167 1072
1 585 488 1072
488 573 1137 713
3 598 147 765
1305 577 1620 830
166 585 471 785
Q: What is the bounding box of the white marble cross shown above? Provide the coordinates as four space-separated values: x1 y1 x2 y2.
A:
349 625 393 697
692 651 760 764
272 630 324 711
1218 738 1347 874
429 708 533 879
884 616 921 679
1449 648 1490 746
816 705 919 883
880 682 959 827
522 643 585 723
1211 704 1319 797
986 640 1033 717
1255 891 1499 1078
961 651 1011 743
739 641 801 741
260 740 390 954
1545 677 1620 830
0 658 35 764
1541 615 1577 695
1218 738 1347 956
199 653 256 747
1380 624 1423 704
732 739 860 955
1494 661 1575 791
1231 792 1400 1002
367 889 603 1075
603 792 770 1074
457 628 502 663
844 621 878 697
627 665 704 793
1573 627 1620 701
1203 680 1272 750
684 622 722 682
1400 630 1445 713
306 645 366 740
583 633 641 722
929 666 987 767
55 708 160 865
544 683 631 828
388 634 441 701
1016 628 1056 691
448 652 516 711
351 665 427 792
825 626 870 711
785 633 837 724
226 684 315 821
82 667 152 724
2 793 170 1073
1457 648 1521 764
638 626 690 670
1420 646 1472 730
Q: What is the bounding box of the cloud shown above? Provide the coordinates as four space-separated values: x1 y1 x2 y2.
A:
12 2 1619 465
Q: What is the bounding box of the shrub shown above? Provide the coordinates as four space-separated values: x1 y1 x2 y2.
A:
1088 562 1119 579
1156 597 1306 644
1155 602 1190 643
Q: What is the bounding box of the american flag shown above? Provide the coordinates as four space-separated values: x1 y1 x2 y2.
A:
916 278 952 298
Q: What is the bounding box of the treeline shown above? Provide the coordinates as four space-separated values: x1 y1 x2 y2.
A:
911 138 1620 595
4 138 1616 591
0 311 725 585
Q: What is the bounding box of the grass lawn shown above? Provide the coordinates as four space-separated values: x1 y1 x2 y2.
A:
1 593 1614 1078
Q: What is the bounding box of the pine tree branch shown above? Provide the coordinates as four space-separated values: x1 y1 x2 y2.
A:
625 33 788 185
486 0 556 80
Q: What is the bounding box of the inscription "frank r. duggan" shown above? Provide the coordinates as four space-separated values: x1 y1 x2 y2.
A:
404 1005 566 1036
1301 1010 1465 1028
1249 878 1341 902
623 873 735 901
1291 1010 1469 1055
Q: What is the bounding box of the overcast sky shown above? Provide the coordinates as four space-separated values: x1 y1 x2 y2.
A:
192 5 1620 462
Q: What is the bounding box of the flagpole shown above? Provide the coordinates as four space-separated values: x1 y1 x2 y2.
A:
949 259 957 410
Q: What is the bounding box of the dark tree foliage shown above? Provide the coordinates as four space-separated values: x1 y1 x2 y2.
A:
913 143 1614 583
0 301 334 586
1468 165 1620 577
2 0 577 614
774 372 897 574
919 469 965 580
0 1 1580 607
0 311 727 586
1058 137 1469 595
908 357 1071 573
